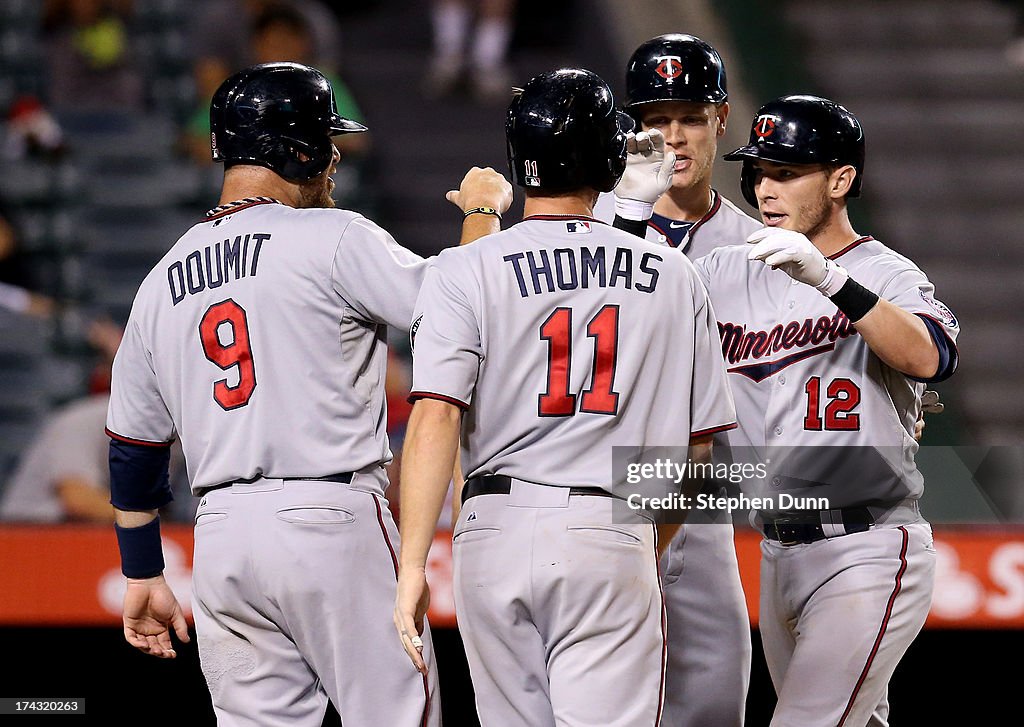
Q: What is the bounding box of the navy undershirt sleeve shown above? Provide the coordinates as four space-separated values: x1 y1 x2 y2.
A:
909 315 958 383
108 439 174 511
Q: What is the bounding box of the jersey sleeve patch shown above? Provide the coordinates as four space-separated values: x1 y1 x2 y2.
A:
919 289 958 329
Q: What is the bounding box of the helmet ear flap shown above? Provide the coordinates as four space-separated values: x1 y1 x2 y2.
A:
739 161 758 209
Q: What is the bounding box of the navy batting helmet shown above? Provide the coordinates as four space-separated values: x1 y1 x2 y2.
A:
724 94 865 207
506 68 633 193
210 62 366 183
624 33 728 115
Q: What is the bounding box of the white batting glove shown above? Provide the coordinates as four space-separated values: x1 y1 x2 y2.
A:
747 227 849 296
921 389 945 415
613 128 676 221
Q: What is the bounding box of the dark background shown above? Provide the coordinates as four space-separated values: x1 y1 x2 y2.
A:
1 625 1016 724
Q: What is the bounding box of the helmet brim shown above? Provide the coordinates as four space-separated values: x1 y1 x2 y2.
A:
329 114 368 135
723 144 808 165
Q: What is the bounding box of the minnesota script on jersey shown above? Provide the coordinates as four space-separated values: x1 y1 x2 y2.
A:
106 199 426 493
697 236 960 512
410 215 737 488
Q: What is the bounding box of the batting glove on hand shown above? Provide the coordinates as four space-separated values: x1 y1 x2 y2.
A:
921 389 945 415
613 128 675 221
747 227 849 295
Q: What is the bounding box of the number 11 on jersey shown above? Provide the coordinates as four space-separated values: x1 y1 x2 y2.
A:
538 305 620 417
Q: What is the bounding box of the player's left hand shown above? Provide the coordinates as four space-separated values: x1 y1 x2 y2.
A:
122 575 190 659
747 227 849 294
394 567 431 675
613 128 676 220
914 390 944 441
447 166 514 216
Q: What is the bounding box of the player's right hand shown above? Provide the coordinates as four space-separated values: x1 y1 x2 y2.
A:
122 575 190 659
447 166 514 215
394 567 431 675
747 227 849 295
613 128 675 220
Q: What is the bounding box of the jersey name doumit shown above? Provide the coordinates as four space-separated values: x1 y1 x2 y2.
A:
107 200 428 494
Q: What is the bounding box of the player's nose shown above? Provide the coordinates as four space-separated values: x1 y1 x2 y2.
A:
755 175 777 200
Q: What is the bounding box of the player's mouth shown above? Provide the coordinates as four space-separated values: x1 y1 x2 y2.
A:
673 156 691 172
762 211 786 226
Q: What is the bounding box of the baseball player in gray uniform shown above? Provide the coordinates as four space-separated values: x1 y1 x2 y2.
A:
393 68 737 727
699 96 957 727
599 34 759 727
104 62 511 727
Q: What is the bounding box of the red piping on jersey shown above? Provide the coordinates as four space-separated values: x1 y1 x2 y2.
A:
690 421 738 440
522 214 607 224
408 391 470 409
836 526 909 727
828 236 874 260
203 198 280 221
372 495 430 727
654 531 668 727
105 428 173 448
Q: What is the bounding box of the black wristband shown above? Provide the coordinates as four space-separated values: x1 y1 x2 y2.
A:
115 517 165 579
829 277 879 322
613 215 649 238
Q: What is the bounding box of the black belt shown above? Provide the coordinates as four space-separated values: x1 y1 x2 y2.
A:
763 507 873 546
206 472 354 492
461 475 614 506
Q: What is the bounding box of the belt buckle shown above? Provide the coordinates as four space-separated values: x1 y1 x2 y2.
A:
770 519 803 547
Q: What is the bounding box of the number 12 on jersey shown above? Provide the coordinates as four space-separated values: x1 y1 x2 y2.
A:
538 305 620 417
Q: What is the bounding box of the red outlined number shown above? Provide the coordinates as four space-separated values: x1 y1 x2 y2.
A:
539 305 620 417
804 376 823 430
199 299 256 410
803 376 861 431
580 305 620 414
539 308 575 416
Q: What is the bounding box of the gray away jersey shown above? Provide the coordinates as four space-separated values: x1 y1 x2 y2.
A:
696 235 960 511
107 199 427 494
410 215 737 488
594 189 761 258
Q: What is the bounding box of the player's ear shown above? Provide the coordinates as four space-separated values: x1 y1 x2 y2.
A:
830 164 856 199
716 102 730 137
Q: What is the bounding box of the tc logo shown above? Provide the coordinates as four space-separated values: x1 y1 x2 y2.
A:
654 55 684 80
754 114 778 139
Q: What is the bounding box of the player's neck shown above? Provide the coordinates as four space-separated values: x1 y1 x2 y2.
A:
806 212 859 257
523 189 598 218
655 183 713 222
220 167 300 208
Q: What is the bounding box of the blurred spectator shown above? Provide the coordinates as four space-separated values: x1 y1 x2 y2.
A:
0 281 57 320
425 0 517 102
0 318 188 523
2 95 67 161
1002 1 1024 66
189 0 343 120
182 2 368 166
0 199 58 319
41 0 144 111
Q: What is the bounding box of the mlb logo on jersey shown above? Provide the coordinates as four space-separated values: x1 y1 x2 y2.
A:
566 221 591 234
